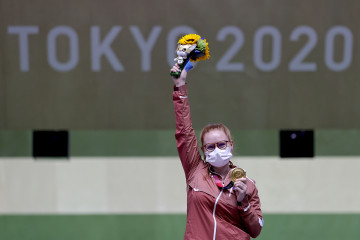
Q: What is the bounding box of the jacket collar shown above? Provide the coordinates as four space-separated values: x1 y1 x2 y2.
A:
208 161 237 186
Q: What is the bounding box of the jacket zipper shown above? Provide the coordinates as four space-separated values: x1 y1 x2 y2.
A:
212 185 224 240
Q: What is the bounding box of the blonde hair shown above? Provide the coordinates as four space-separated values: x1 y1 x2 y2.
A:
200 123 232 146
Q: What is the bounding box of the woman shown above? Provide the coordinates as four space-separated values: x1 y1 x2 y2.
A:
170 63 264 240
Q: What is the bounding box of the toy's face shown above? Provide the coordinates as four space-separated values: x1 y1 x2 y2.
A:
176 44 196 55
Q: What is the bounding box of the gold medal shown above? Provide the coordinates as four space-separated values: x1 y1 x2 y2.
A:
230 168 246 182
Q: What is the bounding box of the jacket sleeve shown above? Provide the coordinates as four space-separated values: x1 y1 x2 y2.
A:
173 84 203 182
237 180 264 238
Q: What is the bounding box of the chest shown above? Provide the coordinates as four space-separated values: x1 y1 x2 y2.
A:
188 169 239 208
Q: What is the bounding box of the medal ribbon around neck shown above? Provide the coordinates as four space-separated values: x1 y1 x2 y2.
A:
212 168 246 190
212 174 234 189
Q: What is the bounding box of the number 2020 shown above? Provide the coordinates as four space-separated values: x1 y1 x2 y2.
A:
216 25 353 72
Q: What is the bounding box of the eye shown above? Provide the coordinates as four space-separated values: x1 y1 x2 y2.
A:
217 141 227 149
205 144 215 151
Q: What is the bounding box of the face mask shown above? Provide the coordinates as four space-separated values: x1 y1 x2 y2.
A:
205 146 232 167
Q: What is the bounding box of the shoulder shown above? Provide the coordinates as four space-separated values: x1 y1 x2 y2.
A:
246 176 256 185
245 175 259 194
188 159 208 181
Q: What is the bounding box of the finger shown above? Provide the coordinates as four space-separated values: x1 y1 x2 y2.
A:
234 185 246 192
234 182 245 189
234 185 242 190
235 178 247 184
233 186 245 195
234 181 247 190
233 182 244 189
171 64 179 71
170 66 180 73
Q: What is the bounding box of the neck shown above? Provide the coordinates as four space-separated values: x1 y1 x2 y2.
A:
212 164 230 179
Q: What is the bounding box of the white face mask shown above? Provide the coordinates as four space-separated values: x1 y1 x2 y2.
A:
205 146 232 167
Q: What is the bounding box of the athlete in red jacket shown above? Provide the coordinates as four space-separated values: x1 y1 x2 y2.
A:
170 63 264 240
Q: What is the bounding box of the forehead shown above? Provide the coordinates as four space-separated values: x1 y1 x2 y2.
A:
203 129 229 145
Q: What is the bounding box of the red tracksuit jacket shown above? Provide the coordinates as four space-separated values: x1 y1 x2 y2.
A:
173 85 264 240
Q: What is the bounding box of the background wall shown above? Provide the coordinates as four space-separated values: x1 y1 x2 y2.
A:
1 0 360 129
1 0 360 239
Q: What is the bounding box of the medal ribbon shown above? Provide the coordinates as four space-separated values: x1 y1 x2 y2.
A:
212 174 234 189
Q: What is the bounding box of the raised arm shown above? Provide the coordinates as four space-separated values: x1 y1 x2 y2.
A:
171 64 203 182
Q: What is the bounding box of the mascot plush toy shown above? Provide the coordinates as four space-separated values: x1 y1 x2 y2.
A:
170 34 210 78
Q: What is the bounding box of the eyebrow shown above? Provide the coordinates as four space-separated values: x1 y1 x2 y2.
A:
203 140 229 145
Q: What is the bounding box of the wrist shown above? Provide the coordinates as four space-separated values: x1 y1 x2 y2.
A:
238 195 249 206
174 84 187 94
175 82 186 87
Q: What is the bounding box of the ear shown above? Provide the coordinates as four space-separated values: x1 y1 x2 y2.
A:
230 140 234 152
201 146 206 161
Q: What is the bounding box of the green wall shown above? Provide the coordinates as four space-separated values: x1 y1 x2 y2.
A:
3 129 360 157
1 214 359 240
